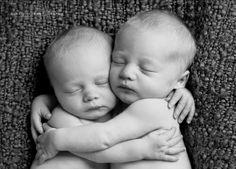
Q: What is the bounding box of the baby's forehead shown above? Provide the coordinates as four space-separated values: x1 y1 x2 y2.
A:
52 37 111 58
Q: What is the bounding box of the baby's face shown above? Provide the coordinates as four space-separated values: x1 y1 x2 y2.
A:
110 27 183 104
49 42 117 120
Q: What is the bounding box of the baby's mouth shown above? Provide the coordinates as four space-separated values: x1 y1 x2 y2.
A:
118 85 136 93
87 106 108 112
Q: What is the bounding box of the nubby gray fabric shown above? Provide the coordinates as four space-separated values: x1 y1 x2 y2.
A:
0 1 235 168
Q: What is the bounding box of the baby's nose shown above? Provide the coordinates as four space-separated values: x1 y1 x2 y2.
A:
120 64 137 81
83 92 99 102
83 87 99 102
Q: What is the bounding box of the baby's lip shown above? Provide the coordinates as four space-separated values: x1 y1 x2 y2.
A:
118 85 136 93
86 106 108 112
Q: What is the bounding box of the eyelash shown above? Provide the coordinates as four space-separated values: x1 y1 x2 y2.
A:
112 61 125 65
141 68 155 72
65 80 108 94
112 56 126 64
65 81 108 95
140 67 157 75
65 88 82 94
95 80 108 86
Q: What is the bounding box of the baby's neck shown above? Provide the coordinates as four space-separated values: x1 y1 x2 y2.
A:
95 113 112 122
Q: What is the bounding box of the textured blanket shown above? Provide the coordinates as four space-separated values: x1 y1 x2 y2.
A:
0 0 235 168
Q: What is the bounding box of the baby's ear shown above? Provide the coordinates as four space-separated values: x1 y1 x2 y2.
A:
174 70 190 89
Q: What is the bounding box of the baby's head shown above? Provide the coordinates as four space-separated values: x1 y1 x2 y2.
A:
44 26 117 120
110 10 196 104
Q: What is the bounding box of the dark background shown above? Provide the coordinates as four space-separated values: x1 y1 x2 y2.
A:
0 0 235 168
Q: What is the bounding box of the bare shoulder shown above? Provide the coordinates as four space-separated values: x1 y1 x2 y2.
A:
128 99 170 114
133 98 168 106
48 106 83 128
126 99 176 128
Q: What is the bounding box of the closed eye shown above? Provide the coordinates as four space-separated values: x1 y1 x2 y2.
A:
64 88 82 94
140 67 157 73
95 79 109 86
139 59 158 74
112 57 125 65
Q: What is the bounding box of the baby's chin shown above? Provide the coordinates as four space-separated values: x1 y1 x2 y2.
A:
118 95 139 105
82 109 110 120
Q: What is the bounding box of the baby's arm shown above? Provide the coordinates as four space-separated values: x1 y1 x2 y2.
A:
75 128 184 163
47 106 83 128
37 99 174 157
37 123 184 164
166 88 195 123
31 94 57 141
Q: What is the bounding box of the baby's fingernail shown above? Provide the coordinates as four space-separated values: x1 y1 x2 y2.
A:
173 115 177 119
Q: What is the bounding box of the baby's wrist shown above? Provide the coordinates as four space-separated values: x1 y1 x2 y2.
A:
139 137 152 159
54 128 66 151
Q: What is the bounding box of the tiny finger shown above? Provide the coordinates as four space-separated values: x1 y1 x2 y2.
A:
38 153 46 165
178 106 190 123
31 126 38 143
35 150 42 161
165 91 174 101
187 103 195 124
42 123 51 132
36 135 42 143
167 135 183 147
174 98 186 119
179 99 192 122
33 116 43 134
42 110 52 120
168 91 182 109
166 146 186 155
159 154 178 162
36 143 41 151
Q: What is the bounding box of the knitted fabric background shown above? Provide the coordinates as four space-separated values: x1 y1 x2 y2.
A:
0 0 235 169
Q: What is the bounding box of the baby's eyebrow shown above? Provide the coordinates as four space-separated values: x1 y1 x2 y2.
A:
140 58 154 65
94 74 109 81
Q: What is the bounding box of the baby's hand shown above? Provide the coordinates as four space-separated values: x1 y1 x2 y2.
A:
31 95 52 142
36 123 58 165
166 88 195 124
143 128 185 161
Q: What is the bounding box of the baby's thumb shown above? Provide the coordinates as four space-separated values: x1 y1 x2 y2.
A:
42 110 52 120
